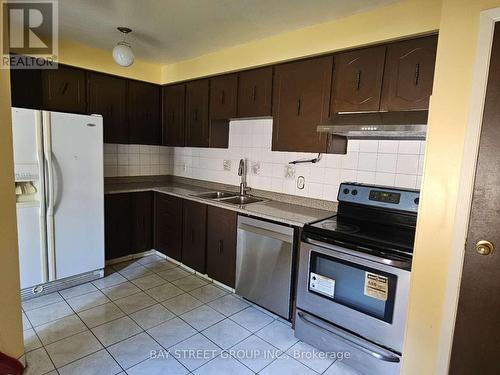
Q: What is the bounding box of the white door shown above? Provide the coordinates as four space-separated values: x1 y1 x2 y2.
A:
46 111 104 279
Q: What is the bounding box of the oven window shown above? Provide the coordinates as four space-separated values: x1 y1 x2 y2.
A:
309 251 397 323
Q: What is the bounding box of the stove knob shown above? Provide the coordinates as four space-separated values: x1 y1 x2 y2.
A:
351 189 358 196
343 188 350 194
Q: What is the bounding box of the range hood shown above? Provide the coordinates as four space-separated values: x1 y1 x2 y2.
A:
317 110 428 140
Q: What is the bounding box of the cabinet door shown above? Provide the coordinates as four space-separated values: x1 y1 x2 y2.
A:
272 56 332 152
206 206 237 287
131 192 153 253
237 67 273 118
380 35 438 111
87 72 127 143
42 65 86 113
185 80 209 147
104 193 132 260
10 69 43 109
162 84 186 146
182 200 207 273
332 45 386 113
128 80 161 145
155 193 183 261
210 74 237 120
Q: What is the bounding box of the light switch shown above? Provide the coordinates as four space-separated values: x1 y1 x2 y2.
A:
223 160 231 171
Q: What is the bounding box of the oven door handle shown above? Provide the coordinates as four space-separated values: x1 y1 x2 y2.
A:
297 311 400 363
304 238 411 270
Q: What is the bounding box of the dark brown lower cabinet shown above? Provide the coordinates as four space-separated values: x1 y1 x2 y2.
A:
104 192 152 260
182 200 207 273
206 206 237 287
155 193 183 261
105 193 133 260
131 192 153 253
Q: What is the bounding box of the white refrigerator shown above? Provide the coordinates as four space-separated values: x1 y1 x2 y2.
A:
12 107 104 298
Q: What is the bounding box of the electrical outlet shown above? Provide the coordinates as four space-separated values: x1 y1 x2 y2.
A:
251 162 261 175
223 160 232 171
297 175 305 190
285 165 296 178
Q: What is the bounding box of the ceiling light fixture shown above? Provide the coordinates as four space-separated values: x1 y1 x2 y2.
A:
112 27 134 67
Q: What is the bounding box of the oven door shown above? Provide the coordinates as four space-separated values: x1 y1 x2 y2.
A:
296 239 411 353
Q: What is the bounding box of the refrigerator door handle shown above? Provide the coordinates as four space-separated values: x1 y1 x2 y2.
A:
35 111 49 283
42 111 56 281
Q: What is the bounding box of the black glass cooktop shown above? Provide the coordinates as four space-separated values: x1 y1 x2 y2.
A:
304 214 416 257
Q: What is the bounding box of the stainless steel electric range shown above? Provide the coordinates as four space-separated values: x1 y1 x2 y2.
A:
295 182 419 375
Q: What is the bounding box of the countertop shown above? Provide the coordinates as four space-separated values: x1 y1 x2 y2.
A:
105 181 334 227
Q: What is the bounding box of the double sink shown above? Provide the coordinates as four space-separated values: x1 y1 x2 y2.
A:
191 191 266 206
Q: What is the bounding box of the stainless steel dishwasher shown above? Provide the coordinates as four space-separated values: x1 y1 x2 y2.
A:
235 215 295 319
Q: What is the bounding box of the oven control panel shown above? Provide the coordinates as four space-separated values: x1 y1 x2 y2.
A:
337 183 419 213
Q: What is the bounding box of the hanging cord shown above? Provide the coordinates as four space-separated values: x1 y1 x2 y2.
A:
289 153 322 165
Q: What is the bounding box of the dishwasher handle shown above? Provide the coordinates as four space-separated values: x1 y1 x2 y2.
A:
238 222 293 244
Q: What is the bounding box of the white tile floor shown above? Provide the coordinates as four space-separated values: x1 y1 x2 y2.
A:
21 255 360 375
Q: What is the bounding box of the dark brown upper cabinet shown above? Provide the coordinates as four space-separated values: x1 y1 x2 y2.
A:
206 206 237 287
272 56 333 153
185 79 210 147
332 45 386 113
380 35 438 111
237 66 273 118
210 74 238 120
154 192 183 261
182 200 207 273
128 80 161 145
87 72 127 144
10 69 43 109
162 84 186 147
42 65 87 114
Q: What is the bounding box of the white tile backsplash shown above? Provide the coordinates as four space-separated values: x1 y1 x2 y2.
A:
104 118 425 202
103 144 171 178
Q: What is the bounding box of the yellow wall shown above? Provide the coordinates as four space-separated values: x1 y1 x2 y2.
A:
161 0 441 83
58 39 162 83
402 0 500 373
1 0 497 372
0 69 24 359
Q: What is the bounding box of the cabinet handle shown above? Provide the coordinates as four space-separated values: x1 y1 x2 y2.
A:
252 86 257 101
62 82 69 95
171 111 175 122
297 98 302 116
356 70 362 91
193 109 198 121
221 91 225 105
414 63 421 86
190 230 194 241
218 240 223 254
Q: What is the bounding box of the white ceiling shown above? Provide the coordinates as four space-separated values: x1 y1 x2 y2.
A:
59 0 397 64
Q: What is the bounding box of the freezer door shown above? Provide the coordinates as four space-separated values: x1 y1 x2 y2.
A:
46 111 104 279
11 108 41 181
16 205 45 289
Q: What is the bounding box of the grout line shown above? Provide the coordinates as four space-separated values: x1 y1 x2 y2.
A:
25 255 302 374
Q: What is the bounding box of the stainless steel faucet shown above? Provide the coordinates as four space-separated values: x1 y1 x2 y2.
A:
238 158 250 196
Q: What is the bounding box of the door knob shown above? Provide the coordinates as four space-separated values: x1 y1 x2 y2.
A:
475 240 494 256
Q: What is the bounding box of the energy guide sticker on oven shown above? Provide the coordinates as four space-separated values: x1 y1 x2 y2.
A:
309 272 335 297
364 272 388 301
